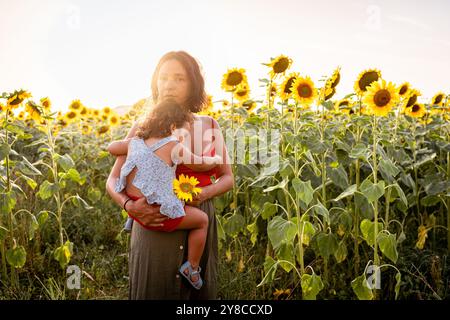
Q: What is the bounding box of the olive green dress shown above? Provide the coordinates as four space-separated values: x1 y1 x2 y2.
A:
128 199 218 300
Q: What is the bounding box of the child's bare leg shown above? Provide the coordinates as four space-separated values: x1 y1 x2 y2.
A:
175 205 208 280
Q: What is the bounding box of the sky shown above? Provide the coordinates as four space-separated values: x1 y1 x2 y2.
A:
1 0 449 112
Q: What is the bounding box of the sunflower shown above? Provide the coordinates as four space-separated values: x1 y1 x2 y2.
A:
103 106 112 114
242 100 257 113
322 86 336 101
362 79 399 117
92 109 100 117
398 82 410 97
25 101 43 123
430 92 445 106
278 73 299 101
109 114 119 127
81 124 92 135
354 69 382 95
79 106 88 116
69 99 83 111
221 68 248 91
64 110 79 123
40 97 51 112
233 82 250 102
269 83 277 99
329 67 341 88
267 55 292 79
404 103 426 118
334 99 354 114
17 111 26 121
291 76 318 106
7 90 32 109
403 89 421 110
96 124 110 135
173 174 202 202
222 100 230 108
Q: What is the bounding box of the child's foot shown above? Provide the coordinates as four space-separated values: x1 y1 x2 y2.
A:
183 266 200 282
179 261 203 290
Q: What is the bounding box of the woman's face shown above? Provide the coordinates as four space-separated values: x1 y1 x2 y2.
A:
157 59 190 107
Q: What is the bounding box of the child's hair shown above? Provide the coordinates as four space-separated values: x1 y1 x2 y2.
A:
136 99 193 139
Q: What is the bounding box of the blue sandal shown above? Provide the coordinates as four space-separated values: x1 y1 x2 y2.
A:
179 261 203 290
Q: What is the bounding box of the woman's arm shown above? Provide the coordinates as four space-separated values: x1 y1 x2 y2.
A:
107 139 131 156
105 122 167 227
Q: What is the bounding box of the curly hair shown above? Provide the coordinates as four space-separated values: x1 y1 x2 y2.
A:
136 99 193 139
151 51 208 113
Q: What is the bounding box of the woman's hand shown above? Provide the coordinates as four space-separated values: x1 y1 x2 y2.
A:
127 198 168 227
186 186 211 207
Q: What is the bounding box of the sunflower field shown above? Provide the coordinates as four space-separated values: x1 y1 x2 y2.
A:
1 55 449 300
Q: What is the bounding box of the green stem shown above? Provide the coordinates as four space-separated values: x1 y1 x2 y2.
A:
47 122 64 247
354 122 361 275
447 150 450 252
385 187 392 229
372 116 380 299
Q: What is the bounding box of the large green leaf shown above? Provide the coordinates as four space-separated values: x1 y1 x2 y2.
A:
246 220 258 246
6 245 27 268
360 219 383 247
301 273 324 300
327 165 349 189
261 202 278 220
223 213 245 237
360 180 385 203
313 202 330 225
377 232 398 263
349 143 369 161
276 242 295 273
316 232 339 260
36 180 58 200
379 158 400 180
59 168 85 185
267 216 297 250
351 274 374 300
54 240 73 269
298 220 316 246
0 192 16 214
334 184 357 202
258 256 278 286
56 153 75 172
292 178 314 206
334 240 348 263
0 143 10 160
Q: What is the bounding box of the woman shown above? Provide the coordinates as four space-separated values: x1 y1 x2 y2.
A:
105 51 233 300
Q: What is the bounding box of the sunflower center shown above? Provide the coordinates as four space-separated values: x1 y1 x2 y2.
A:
412 104 420 113
358 72 379 91
236 90 247 97
434 94 443 104
339 101 349 107
331 73 340 88
273 58 289 74
406 95 417 107
284 78 296 94
399 85 408 95
373 89 391 107
325 88 336 100
297 84 312 98
68 112 77 119
180 182 193 193
226 72 243 86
